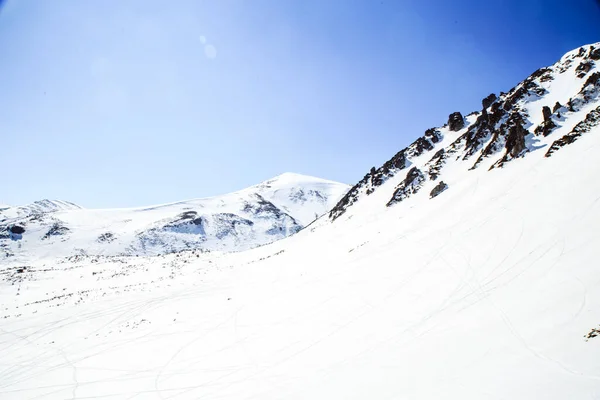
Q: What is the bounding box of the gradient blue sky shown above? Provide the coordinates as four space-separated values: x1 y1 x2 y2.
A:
1 0 599 208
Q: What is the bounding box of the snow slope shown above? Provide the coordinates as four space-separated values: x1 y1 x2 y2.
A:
0 173 349 261
1 44 600 400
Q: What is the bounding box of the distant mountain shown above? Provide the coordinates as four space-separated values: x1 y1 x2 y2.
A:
0 173 349 260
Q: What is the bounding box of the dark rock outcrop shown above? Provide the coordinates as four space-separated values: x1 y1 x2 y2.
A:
542 106 552 121
546 106 600 157
42 223 69 240
448 112 465 131
553 101 563 113
505 118 528 158
535 106 558 137
97 232 116 243
386 167 425 206
576 61 595 78
482 93 497 110
426 149 447 180
504 77 547 111
430 181 448 199
9 225 25 234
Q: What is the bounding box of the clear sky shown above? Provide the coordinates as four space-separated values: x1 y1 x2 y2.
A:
1 0 599 208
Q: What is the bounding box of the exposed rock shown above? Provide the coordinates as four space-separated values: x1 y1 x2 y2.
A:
42 223 70 240
97 232 116 243
463 112 496 161
535 119 557 137
489 113 530 169
590 46 600 60
505 118 528 158
330 149 408 220
535 105 557 137
504 78 547 111
178 211 198 220
553 101 563 113
448 112 465 131
546 106 600 157
429 181 448 199
426 149 447 180
568 72 600 112
542 106 552 121
386 168 425 206
9 225 25 234
585 326 600 341
576 61 595 78
482 93 497 109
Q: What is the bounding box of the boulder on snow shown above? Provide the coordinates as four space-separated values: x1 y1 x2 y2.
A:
9 225 25 234
448 112 465 132
430 181 448 199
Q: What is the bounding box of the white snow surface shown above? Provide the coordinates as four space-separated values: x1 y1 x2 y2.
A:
0 173 348 260
1 44 600 400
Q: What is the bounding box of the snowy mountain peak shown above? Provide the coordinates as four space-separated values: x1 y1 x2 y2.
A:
0 174 348 260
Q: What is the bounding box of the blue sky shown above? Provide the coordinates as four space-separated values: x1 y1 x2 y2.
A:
1 0 599 208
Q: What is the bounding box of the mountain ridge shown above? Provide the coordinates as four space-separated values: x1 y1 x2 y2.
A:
330 41 600 221
0 173 349 260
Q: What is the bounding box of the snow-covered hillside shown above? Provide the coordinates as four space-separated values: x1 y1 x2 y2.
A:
330 42 600 221
1 43 600 400
0 173 348 260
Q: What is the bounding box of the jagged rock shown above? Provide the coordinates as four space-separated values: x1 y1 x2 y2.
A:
330 149 408 220
424 128 443 143
546 106 600 157
504 78 547 111
576 61 595 78
386 168 425 206
463 114 494 161
590 46 600 60
178 211 198 220
97 232 116 243
9 225 25 234
191 217 203 226
489 114 530 169
505 119 528 158
553 102 563 113
426 149 447 180
534 105 557 137
542 106 552 121
430 181 448 199
535 119 557 137
568 72 600 112
448 112 465 131
482 93 497 109
42 223 69 240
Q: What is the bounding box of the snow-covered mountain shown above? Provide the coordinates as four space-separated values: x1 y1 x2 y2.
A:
330 42 600 222
0 173 349 260
1 43 600 400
